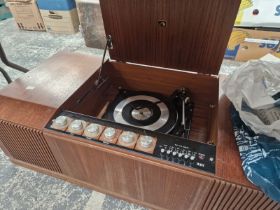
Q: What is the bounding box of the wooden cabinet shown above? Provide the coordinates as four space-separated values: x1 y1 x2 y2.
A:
45 132 214 210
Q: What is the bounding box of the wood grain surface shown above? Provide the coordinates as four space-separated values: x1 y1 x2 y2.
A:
0 49 278 208
45 131 214 210
0 52 102 174
44 117 280 210
100 0 241 75
0 52 102 108
105 61 219 106
216 94 253 188
0 96 55 129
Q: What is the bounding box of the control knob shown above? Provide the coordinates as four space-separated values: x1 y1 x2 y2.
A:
120 131 136 144
52 115 70 131
104 127 116 139
70 120 83 131
139 135 153 148
86 123 100 135
83 123 104 139
184 154 190 160
54 116 67 127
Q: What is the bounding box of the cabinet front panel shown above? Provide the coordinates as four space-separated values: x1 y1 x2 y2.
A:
45 133 213 210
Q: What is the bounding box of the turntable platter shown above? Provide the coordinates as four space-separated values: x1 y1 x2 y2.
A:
105 90 178 133
114 95 170 130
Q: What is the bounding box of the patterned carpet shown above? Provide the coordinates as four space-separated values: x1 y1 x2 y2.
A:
0 18 147 210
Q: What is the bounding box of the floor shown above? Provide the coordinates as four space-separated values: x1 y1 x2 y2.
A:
0 18 242 210
0 18 148 210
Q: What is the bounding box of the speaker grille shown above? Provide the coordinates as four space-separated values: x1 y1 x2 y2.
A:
0 120 62 173
202 179 280 210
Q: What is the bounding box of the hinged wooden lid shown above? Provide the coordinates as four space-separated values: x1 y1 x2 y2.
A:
99 0 240 75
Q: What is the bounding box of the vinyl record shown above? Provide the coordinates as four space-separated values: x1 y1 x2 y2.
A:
105 90 178 133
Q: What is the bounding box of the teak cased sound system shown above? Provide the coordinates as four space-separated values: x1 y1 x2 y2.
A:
0 0 279 209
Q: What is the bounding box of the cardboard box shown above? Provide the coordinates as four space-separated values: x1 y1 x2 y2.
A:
225 28 280 61
39 9 79 34
37 0 80 34
235 0 280 28
7 0 45 31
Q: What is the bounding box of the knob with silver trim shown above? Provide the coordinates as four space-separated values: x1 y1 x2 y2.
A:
53 116 68 127
178 153 183 158
172 151 177 157
120 131 136 143
160 148 165 153
184 154 190 159
70 120 83 131
166 150 171 155
104 127 116 139
139 135 153 148
85 123 100 135
190 155 195 161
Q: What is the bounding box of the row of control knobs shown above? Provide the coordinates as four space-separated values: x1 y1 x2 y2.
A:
160 149 196 160
51 115 157 154
50 113 215 173
159 148 214 163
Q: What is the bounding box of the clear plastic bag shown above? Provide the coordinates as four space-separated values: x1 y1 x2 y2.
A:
223 60 280 140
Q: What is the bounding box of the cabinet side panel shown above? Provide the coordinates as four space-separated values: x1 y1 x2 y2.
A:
202 180 280 210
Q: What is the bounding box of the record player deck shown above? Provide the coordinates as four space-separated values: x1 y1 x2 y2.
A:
46 86 215 174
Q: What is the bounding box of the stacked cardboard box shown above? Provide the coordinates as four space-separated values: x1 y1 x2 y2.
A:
37 0 80 34
235 0 280 28
6 0 45 31
225 28 280 61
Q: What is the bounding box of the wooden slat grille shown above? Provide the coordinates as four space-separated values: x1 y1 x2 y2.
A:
0 120 62 173
202 180 280 210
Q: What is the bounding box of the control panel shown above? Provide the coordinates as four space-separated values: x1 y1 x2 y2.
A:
46 111 216 174
154 134 215 173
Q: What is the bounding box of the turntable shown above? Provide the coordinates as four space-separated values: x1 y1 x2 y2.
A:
104 88 193 137
0 0 279 209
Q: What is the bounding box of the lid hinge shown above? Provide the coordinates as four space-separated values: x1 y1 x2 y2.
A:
95 35 113 86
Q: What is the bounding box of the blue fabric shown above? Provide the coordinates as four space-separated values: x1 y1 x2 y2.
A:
37 0 76 11
231 106 280 203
